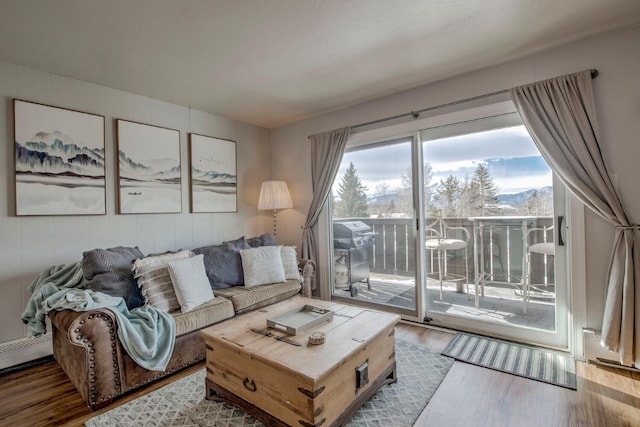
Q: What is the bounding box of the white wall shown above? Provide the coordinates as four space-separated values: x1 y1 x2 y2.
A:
271 24 640 332
0 61 272 345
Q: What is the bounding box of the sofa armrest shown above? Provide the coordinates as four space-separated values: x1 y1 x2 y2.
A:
49 308 125 409
297 258 316 297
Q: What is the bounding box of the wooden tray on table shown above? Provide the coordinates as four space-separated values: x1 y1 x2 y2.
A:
266 304 333 335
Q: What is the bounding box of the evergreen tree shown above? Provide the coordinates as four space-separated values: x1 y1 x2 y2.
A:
433 175 462 217
469 163 499 215
334 162 369 218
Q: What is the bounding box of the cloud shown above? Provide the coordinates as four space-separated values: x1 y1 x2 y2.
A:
338 142 412 190
334 125 551 195
424 126 539 162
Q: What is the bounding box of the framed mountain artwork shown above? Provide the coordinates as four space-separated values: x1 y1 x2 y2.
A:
188 134 237 213
13 99 106 216
116 120 182 214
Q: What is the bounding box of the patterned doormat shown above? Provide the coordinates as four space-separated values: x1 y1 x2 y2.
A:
85 340 453 427
442 332 577 389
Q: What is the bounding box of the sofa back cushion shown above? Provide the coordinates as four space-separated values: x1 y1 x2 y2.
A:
246 233 277 247
168 254 214 312
193 236 250 288
82 246 145 309
132 250 193 312
280 246 300 280
240 246 286 287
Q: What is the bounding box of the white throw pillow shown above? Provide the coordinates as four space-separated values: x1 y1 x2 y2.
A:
132 250 193 312
167 254 214 313
240 246 286 287
280 246 300 281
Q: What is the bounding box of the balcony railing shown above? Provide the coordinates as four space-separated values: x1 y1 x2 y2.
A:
335 216 554 285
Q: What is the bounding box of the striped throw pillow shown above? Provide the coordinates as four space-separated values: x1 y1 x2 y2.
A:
280 246 300 281
133 250 193 312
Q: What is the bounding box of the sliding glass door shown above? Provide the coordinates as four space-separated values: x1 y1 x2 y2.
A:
326 100 570 349
330 137 419 316
420 122 569 348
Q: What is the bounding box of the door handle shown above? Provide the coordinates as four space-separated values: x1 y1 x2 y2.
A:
557 215 565 246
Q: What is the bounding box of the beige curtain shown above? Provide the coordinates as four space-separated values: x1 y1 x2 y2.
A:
510 70 639 367
302 127 351 273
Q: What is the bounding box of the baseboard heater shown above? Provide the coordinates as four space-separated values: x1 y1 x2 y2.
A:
0 333 52 371
583 328 639 372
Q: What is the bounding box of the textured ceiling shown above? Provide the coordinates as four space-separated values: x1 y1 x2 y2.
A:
0 0 639 128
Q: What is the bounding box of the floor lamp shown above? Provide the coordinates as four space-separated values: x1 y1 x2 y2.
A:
258 180 293 239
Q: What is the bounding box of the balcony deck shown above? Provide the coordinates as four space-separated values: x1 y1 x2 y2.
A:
334 274 555 331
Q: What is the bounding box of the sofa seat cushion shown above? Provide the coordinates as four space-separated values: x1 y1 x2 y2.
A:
172 296 234 337
214 280 301 314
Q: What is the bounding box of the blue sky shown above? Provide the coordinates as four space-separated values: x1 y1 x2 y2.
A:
336 125 552 195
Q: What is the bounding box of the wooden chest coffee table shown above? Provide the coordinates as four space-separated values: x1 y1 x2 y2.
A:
200 296 400 427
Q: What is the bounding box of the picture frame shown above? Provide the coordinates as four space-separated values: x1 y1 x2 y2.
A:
188 133 237 213
13 99 106 216
116 120 182 214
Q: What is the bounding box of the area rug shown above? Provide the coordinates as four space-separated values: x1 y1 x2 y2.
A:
442 332 576 389
85 339 453 427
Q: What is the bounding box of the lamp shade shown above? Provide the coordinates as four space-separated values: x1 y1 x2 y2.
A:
258 181 293 210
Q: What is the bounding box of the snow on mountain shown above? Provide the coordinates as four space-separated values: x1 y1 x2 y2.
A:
497 187 552 206
366 186 553 212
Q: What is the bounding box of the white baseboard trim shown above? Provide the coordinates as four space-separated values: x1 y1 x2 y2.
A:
0 334 53 370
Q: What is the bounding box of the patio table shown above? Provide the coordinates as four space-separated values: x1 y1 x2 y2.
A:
468 216 537 313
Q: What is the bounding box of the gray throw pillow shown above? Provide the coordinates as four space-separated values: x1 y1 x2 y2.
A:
246 233 277 247
193 237 250 288
82 246 145 309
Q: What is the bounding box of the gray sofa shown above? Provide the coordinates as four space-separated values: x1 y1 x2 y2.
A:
47 234 315 410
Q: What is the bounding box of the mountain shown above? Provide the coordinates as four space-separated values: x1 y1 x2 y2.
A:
118 152 181 181
15 130 105 177
368 193 397 205
191 168 236 185
144 157 180 172
498 187 552 206
366 186 553 213
118 151 151 174
24 130 104 164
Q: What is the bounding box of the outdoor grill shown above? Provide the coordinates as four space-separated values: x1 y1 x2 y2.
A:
333 221 375 297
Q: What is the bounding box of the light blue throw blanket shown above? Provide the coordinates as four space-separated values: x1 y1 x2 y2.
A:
21 262 176 371
21 262 87 336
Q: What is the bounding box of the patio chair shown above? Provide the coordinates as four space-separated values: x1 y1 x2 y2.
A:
425 217 470 300
522 224 555 311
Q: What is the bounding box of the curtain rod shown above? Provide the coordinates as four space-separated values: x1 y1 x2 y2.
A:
347 68 599 132
350 88 508 131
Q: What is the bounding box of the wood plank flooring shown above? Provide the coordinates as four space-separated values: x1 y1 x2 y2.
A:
1 322 639 426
